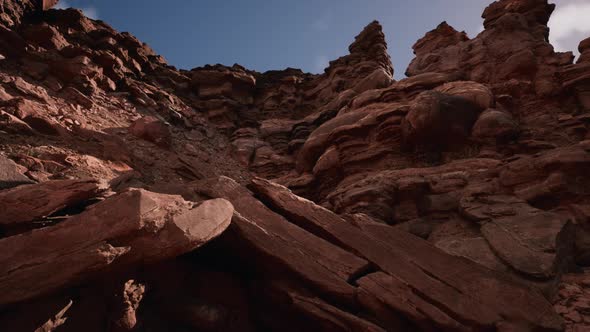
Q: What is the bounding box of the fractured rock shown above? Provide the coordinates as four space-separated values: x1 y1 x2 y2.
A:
0 179 103 226
191 176 370 305
460 194 575 280
250 177 563 331
0 154 34 190
0 189 233 306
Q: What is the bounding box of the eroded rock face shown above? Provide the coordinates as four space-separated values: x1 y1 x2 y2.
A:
402 90 483 149
0 0 50 26
559 38 590 111
0 0 589 330
248 177 562 331
407 0 570 91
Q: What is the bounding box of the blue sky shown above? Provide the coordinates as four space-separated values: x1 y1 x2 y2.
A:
56 0 590 78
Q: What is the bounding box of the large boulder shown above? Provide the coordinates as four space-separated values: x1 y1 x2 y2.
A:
129 116 172 148
579 37 590 64
472 108 519 143
0 188 233 306
401 91 483 149
0 155 34 190
434 81 494 110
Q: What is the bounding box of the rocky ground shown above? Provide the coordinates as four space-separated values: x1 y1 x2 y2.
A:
0 0 589 331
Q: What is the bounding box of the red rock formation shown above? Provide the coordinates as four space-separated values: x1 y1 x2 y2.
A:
0 189 233 306
0 0 590 330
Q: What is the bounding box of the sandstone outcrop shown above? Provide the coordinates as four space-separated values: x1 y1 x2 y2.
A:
1 0 590 330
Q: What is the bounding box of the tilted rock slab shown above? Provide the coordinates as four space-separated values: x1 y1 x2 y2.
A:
460 194 575 280
250 177 563 331
192 176 370 306
0 179 103 225
0 188 233 307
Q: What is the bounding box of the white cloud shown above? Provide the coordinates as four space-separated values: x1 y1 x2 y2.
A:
549 2 590 56
54 1 99 20
55 0 69 9
81 6 98 19
314 55 329 73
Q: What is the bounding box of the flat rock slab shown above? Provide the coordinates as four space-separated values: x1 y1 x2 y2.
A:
287 292 385 332
482 211 574 280
0 189 233 307
258 281 386 332
0 155 34 190
288 289 386 332
357 272 466 331
434 236 510 273
250 177 563 331
191 176 370 306
0 179 103 225
461 194 575 279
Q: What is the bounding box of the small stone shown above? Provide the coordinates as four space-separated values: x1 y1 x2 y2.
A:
564 310 583 323
129 116 171 148
555 304 569 315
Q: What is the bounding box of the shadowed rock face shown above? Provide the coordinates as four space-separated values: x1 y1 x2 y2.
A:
0 0 590 330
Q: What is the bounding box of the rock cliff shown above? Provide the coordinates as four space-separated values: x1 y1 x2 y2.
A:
1 0 590 331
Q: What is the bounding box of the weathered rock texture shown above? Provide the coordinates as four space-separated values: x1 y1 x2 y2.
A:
1 0 590 331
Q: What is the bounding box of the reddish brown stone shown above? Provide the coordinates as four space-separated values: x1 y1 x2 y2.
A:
0 189 233 306
250 177 563 331
191 176 369 305
129 116 172 148
42 0 59 10
0 179 103 225
0 155 34 190
0 0 587 329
